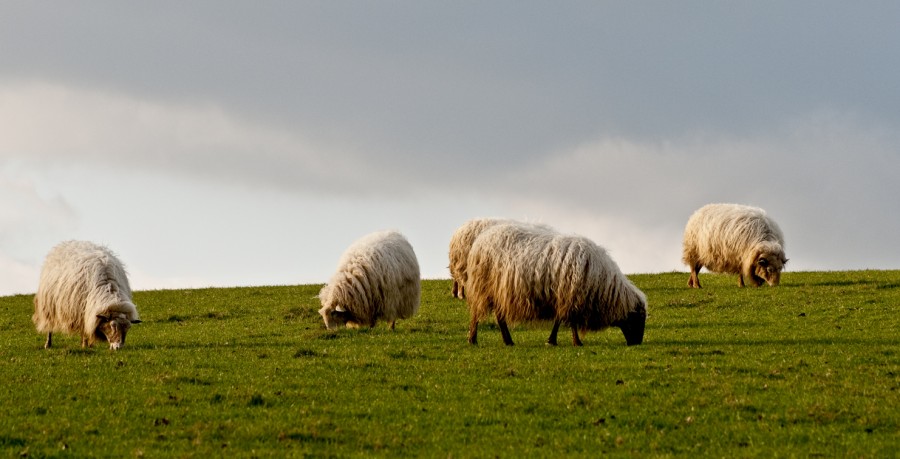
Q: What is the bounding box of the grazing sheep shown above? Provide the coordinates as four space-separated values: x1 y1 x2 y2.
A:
448 218 507 299
449 218 552 299
465 223 647 347
682 203 788 288
33 241 141 350
318 230 421 330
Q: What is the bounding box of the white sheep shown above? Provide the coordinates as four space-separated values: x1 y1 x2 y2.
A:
448 218 505 299
318 230 421 330
447 218 516 299
682 203 788 288
465 223 647 346
448 218 552 299
33 241 141 350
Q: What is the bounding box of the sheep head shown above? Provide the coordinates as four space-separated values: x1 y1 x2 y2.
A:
747 242 788 286
319 304 356 330
614 307 646 346
318 278 366 329
95 311 141 350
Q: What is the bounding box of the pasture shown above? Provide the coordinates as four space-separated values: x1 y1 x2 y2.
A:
1 271 898 457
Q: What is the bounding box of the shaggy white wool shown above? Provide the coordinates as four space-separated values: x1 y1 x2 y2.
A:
682 203 787 287
448 218 551 299
33 241 140 347
318 230 420 330
466 223 646 335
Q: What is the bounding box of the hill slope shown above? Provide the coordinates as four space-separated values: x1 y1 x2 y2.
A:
1 271 898 456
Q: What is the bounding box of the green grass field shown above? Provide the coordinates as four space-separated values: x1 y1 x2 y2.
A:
1 271 898 457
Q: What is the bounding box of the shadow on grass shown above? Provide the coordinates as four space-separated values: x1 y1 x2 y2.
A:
127 338 338 351
161 311 231 323
651 337 898 347
278 430 336 445
782 279 881 288
650 321 764 330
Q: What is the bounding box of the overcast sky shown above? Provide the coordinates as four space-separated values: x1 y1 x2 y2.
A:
2 2 898 295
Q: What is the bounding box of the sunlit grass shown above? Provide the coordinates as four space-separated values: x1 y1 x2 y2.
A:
1 271 898 456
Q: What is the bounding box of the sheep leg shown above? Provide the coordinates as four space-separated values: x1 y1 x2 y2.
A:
390 320 396 330
738 274 745 287
688 263 702 288
546 320 561 346
81 336 89 348
497 316 514 346
468 316 479 345
451 280 458 298
44 333 52 349
570 324 583 347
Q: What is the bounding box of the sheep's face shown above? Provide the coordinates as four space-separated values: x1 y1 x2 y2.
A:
96 312 141 350
752 252 788 287
319 305 353 330
614 302 647 346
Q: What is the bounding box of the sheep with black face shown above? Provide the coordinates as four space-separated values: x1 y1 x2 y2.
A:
465 223 647 347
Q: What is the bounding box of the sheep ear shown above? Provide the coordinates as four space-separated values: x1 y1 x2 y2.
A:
96 314 110 322
334 305 346 313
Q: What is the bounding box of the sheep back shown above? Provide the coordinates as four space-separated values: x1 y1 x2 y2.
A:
33 241 140 345
318 230 420 329
682 203 787 287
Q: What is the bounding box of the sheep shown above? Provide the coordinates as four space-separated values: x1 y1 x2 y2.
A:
318 230 421 330
682 203 788 288
449 218 553 299
33 241 141 350
465 223 647 347
449 218 506 299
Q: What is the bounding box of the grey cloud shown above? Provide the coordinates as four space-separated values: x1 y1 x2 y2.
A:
4 2 898 180
1 1 898 294
491 113 900 270
0 81 392 196
0 173 78 261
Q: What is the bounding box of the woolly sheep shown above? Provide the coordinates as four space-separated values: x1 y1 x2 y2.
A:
33 241 141 350
448 218 550 299
448 218 507 299
465 223 647 346
318 230 421 330
682 203 788 288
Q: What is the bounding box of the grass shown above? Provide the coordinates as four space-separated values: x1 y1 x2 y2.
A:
1 271 899 457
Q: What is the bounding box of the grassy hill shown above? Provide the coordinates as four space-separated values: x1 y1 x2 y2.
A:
1 271 898 457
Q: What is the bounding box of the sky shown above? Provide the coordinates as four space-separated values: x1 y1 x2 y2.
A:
2 2 899 296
